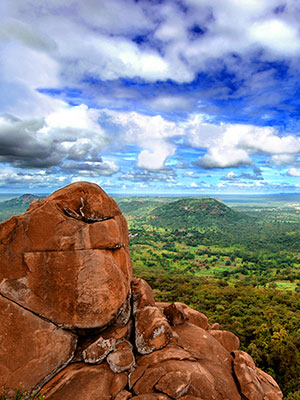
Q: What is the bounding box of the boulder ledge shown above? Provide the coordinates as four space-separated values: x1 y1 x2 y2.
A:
0 182 283 400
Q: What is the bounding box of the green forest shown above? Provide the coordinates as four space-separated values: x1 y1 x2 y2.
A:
117 195 300 399
0 194 300 398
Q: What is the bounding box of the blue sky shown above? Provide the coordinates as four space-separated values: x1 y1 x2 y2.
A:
1 0 300 195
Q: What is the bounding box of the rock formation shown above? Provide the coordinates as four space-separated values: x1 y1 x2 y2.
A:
0 182 283 400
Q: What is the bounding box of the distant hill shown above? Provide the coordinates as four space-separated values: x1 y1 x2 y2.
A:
0 194 42 222
148 197 252 229
0 194 252 229
116 197 176 217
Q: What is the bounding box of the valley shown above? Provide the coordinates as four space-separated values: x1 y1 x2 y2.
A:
117 195 300 292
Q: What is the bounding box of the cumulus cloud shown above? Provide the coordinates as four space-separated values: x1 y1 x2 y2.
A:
147 96 193 113
195 147 252 169
120 168 176 183
0 105 118 175
184 117 300 169
101 110 183 170
249 19 300 56
2 0 300 193
0 18 56 52
288 168 300 177
270 154 296 166
0 168 68 189
62 160 119 177
222 168 263 181
4 0 300 88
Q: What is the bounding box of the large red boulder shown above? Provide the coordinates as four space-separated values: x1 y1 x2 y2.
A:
0 182 132 329
42 363 128 400
163 302 209 330
232 351 283 400
0 295 76 397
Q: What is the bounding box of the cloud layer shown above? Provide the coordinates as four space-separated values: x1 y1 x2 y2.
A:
1 0 300 193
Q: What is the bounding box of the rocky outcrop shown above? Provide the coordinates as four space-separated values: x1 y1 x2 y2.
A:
0 182 283 400
0 295 76 397
0 182 132 331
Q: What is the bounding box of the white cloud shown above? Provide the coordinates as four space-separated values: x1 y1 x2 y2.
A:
43 104 104 134
226 171 236 180
0 168 68 188
288 168 300 177
137 145 175 171
62 160 120 177
102 110 183 170
148 96 192 112
184 116 300 169
249 19 300 56
2 0 300 94
270 154 296 166
0 104 114 173
0 18 56 52
198 146 252 169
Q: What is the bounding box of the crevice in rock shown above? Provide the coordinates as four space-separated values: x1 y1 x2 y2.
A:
230 354 248 400
33 347 77 398
69 324 112 337
63 197 115 224
23 245 125 253
0 291 63 329
71 332 103 363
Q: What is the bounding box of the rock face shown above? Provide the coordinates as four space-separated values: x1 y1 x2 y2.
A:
0 181 132 330
0 182 283 400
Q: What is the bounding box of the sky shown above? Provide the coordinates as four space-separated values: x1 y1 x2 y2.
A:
1 0 300 196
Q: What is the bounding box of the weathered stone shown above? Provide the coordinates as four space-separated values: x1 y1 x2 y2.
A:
131 395 171 400
112 373 130 399
0 295 76 397
129 365 148 389
256 369 283 400
42 363 127 400
155 302 170 313
136 342 198 367
135 306 173 354
0 182 132 330
136 324 241 400
1 249 129 329
155 371 192 398
82 336 114 364
152 359 240 400
132 395 171 400
114 293 132 326
107 340 136 373
132 277 156 314
111 246 133 282
209 322 220 330
133 366 167 395
209 330 240 352
115 391 133 400
232 351 283 400
164 302 209 330
101 320 133 341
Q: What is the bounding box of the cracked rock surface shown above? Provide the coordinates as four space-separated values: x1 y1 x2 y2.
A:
0 182 283 400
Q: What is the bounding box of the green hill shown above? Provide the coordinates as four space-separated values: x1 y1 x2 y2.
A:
116 197 173 217
148 197 252 229
0 194 41 222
